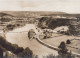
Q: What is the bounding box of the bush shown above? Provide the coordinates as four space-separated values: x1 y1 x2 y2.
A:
58 41 68 55
13 47 24 54
66 40 71 44
18 47 33 57
6 24 15 30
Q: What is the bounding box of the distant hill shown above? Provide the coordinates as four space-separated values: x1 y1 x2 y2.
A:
1 11 68 18
1 11 80 18
0 12 14 17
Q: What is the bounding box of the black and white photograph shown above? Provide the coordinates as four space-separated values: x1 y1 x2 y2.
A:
0 0 80 58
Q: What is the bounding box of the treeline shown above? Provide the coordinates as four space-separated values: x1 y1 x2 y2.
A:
38 17 70 29
0 17 12 22
38 17 80 35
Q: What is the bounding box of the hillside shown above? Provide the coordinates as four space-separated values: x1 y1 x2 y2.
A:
1 11 67 18
1 11 80 18
0 12 14 17
38 17 80 36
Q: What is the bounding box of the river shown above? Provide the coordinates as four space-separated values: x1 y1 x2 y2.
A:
6 24 58 57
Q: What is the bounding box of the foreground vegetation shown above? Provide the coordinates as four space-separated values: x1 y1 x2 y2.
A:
0 36 33 57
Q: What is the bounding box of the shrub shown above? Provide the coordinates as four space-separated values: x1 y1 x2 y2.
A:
18 47 33 57
58 41 68 55
6 24 15 30
66 40 71 44
13 47 24 54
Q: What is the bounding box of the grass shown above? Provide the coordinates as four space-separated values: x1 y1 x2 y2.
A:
41 33 80 54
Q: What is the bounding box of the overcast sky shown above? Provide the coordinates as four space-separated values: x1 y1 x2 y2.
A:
0 0 80 13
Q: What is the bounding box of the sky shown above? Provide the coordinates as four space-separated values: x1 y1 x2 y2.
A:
0 0 80 13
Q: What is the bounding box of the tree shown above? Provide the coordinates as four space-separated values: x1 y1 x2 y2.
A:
6 24 15 30
18 47 33 57
66 40 71 44
28 29 36 40
0 45 7 57
13 47 24 54
58 41 68 55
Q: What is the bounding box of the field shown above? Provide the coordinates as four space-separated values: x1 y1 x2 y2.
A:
42 33 80 54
